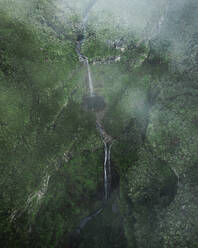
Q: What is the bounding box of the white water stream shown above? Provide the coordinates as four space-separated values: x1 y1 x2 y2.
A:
75 0 113 233
76 0 111 203
86 58 94 97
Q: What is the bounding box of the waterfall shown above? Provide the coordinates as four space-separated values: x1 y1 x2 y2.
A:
104 143 108 200
86 58 94 97
74 0 114 234
97 122 112 201
76 0 96 97
107 144 112 198
75 122 113 234
103 142 112 200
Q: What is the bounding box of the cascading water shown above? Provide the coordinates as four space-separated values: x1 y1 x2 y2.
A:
75 0 113 234
86 58 94 97
76 0 95 98
107 143 112 199
76 0 112 203
97 122 112 201
103 143 112 200
104 143 108 200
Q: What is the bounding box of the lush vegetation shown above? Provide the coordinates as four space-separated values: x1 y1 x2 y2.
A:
0 0 198 247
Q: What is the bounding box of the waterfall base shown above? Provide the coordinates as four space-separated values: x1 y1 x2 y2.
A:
82 95 106 112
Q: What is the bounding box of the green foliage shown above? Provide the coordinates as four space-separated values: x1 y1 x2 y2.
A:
127 148 177 205
0 8 84 247
1 0 198 247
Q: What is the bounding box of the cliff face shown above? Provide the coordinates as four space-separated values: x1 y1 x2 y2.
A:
0 0 198 247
